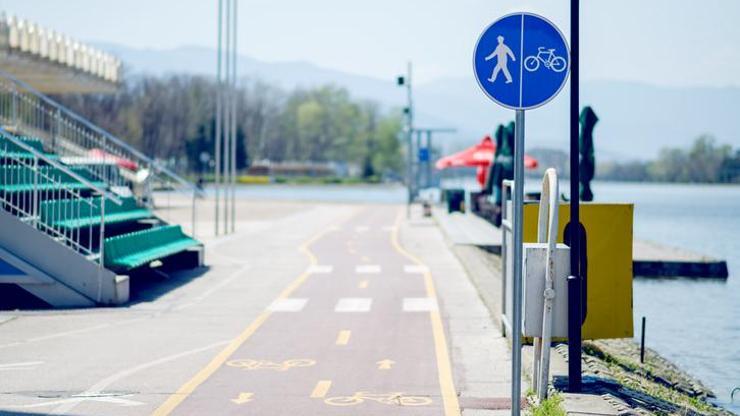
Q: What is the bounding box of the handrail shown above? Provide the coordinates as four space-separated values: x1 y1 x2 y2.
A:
0 69 203 196
0 128 122 205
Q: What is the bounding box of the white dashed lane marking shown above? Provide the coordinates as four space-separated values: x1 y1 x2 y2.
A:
268 298 308 312
334 298 372 312
355 265 381 274
308 265 334 274
402 297 438 312
403 265 429 274
354 226 370 232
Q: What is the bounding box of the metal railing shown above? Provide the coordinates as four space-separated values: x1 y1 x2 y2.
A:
501 179 514 336
0 130 121 265
0 70 202 237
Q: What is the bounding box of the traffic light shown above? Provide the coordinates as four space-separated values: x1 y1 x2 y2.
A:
397 76 405 86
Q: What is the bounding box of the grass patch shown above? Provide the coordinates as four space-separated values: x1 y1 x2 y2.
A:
526 392 566 416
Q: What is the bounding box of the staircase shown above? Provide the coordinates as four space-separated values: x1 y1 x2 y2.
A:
0 72 203 308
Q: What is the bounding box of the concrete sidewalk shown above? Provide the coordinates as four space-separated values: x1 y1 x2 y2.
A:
400 208 517 415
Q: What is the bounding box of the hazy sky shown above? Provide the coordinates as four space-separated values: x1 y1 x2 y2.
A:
2 0 739 87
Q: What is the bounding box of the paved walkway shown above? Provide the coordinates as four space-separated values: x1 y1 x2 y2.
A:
0 200 512 415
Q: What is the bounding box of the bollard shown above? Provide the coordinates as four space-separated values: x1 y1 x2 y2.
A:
640 316 646 364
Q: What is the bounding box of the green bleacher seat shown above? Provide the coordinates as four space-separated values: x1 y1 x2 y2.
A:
0 150 59 161
103 225 201 271
40 196 152 229
0 135 47 155
0 165 106 193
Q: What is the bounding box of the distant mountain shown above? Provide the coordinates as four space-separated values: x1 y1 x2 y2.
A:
98 43 740 160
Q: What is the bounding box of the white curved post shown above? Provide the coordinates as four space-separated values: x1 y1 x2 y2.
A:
533 168 559 399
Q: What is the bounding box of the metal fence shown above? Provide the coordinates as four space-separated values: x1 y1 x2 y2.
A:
0 70 202 237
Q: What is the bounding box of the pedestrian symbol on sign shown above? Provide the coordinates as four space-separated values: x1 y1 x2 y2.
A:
485 36 516 84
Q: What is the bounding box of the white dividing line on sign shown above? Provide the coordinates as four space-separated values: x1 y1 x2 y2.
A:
268 298 308 312
355 265 381 274
402 297 439 312
308 265 334 274
403 265 429 274
334 298 372 313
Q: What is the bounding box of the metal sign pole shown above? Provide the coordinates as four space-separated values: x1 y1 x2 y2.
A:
511 109 525 416
568 0 583 392
426 130 432 188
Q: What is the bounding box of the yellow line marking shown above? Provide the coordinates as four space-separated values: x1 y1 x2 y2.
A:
231 392 254 405
151 217 351 416
335 330 351 346
361 255 370 263
390 210 461 416
358 280 369 289
310 380 332 399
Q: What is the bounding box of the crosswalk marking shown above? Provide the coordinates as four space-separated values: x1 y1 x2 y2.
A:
402 297 438 312
334 298 372 312
268 298 308 312
404 265 429 274
355 265 381 274
308 265 333 274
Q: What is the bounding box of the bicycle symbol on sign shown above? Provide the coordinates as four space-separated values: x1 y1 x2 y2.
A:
324 391 432 407
226 358 315 371
524 47 567 73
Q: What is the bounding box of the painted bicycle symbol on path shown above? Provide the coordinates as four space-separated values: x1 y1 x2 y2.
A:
324 391 432 407
524 47 567 73
226 358 315 371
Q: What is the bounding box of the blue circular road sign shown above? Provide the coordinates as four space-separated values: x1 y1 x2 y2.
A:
473 13 570 110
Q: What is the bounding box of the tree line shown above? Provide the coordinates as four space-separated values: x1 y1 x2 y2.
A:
52 75 404 179
599 136 740 183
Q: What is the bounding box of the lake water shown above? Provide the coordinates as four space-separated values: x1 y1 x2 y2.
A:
229 181 739 412
592 182 740 413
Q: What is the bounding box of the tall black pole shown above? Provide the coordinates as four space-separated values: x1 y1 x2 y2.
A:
568 0 582 392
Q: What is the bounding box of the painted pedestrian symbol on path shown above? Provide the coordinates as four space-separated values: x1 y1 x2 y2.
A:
473 12 570 110
485 36 516 84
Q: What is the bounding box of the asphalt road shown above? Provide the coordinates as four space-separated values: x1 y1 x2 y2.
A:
0 201 511 416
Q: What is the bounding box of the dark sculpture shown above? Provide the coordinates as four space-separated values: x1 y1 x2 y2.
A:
579 106 598 201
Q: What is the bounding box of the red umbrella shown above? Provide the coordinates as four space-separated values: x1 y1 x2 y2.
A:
88 148 138 171
435 135 538 186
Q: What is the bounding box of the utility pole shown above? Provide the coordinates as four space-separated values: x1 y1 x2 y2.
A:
397 63 413 218
222 0 232 235
230 0 238 233
214 0 223 236
214 0 238 236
